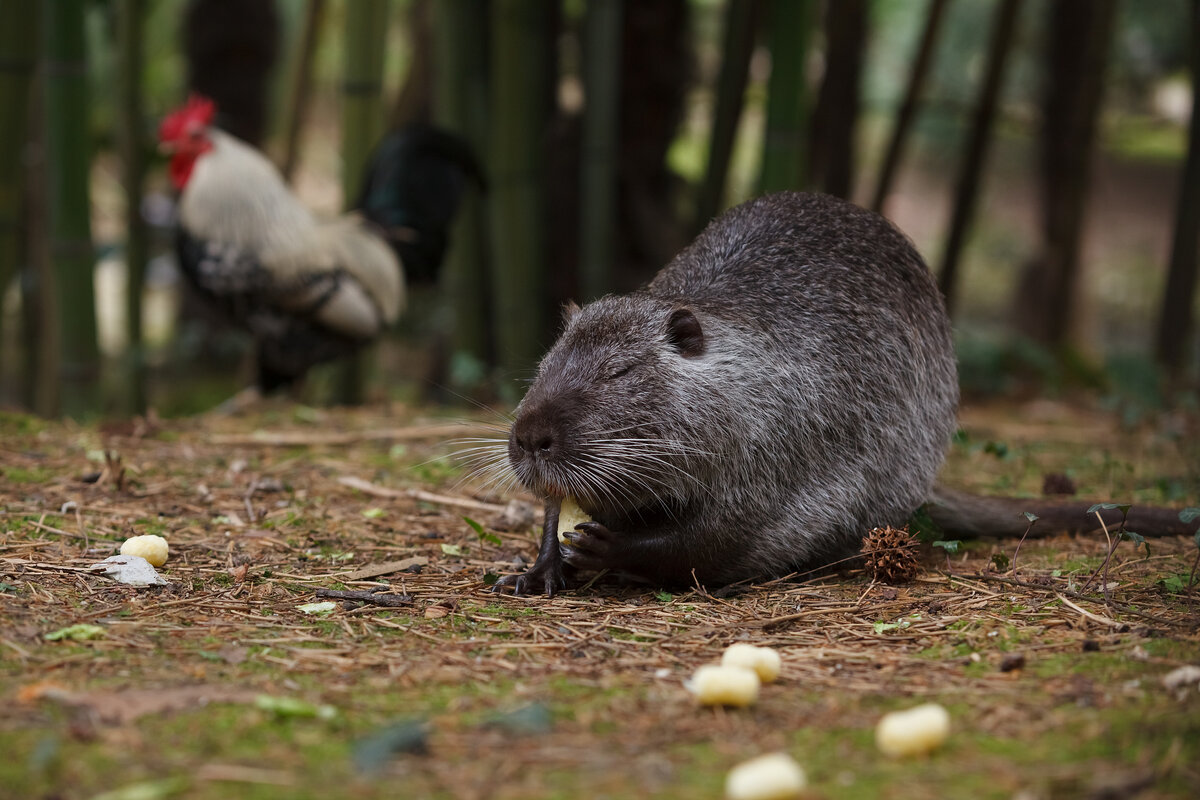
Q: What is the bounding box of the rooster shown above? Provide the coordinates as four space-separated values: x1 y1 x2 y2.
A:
158 94 481 399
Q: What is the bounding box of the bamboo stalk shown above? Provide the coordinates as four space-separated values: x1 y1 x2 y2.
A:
335 0 389 405
809 0 867 199
25 44 57 415
341 0 388 208
489 0 552 385
43 0 99 417
432 0 490 383
870 0 948 213
1020 0 1115 347
578 0 622 301
0 0 37 397
1156 0 1200 374
936 0 1021 315
117 0 147 414
694 0 762 235
758 0 814 194
280 0 325 182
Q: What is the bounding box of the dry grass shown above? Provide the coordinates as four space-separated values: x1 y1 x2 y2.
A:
1 399 1198 799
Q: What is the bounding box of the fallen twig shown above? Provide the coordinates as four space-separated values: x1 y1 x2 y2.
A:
337 557 429 581
210 423 492 447
337 476 509 515
315 588 414 607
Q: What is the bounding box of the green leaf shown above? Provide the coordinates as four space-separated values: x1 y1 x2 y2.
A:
483 703 553 735
44 623 105 641
1160 576 1186 593
932 540 961 554
1087 503 1120 514
298 601 338 615
464 516 502 545
1180 507 1200 524
292 405 321 424
907 505 944 542
255 694 337 720
873 620 910 634
991 553 1010 571
983 440 1009 459
1121 530 1149 556
362 507 385 519
354 719 429 773
90 777 190 800
654 590 674 603
441 544 463 556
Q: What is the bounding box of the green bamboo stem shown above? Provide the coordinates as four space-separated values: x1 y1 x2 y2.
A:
489 0 552 384
281 0 325 182
341 0 388 206
578 0 622 301
1156 0 1200 373
808 0 866 199
758 0 814 194
937 0 1021 315
117 0 147 414
0 0 37 394
44 0 99 417
694 0 761 234
433 0 490 380
1022 0 1115 347
336 0 389 405
871 0 948 213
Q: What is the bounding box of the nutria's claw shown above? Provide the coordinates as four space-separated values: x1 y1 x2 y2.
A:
561 521 617 571
492 563 566 597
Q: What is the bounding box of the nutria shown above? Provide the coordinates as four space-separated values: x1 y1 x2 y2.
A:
494 192 1192 596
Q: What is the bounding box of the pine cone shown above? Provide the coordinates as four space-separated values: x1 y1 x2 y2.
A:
861 525 921 584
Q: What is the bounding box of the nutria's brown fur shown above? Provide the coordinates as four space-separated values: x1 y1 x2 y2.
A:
495 192 1193 596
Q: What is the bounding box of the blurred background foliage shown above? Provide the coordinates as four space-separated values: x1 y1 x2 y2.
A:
0 0 1197 418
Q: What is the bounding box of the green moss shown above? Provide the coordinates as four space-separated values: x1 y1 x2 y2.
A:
0 411 48 436
4 467 56 484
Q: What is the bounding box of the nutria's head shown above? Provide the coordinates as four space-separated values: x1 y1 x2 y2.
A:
508 293 708 515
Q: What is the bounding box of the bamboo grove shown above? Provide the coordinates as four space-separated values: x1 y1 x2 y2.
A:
0 0 1197 417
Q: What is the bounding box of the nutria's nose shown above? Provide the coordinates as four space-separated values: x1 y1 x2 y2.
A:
510 415 557 460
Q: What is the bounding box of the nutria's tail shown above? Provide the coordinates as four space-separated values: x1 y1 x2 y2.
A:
926 485 1196 539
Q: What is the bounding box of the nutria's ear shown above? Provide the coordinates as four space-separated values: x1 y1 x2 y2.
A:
667 308 705 358
561 300 582 327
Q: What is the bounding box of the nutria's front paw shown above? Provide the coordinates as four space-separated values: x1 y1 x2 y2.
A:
493 560 567 597
561 520 619 571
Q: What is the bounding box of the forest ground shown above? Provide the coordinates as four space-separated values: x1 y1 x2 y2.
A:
1 397 1198 799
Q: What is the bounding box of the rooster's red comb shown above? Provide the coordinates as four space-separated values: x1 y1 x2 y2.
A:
159 94 216 142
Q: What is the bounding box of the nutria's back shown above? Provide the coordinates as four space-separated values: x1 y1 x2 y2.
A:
503 191 958 592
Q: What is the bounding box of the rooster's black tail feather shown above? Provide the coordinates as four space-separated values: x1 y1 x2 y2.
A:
355 124 486 285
